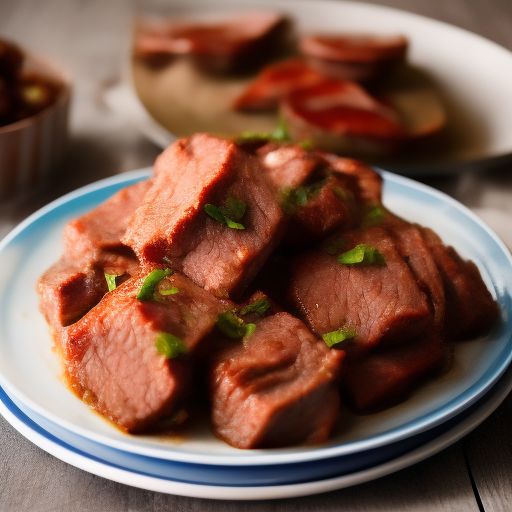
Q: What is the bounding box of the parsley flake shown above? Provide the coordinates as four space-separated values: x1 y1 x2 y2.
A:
362 205 386 228
337 244 386 266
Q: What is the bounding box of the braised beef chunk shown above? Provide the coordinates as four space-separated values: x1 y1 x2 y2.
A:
62 271 231 432
37 258 108 328
288 226 432 353
209 312 343 448
63 180 150 269
342 329 449 413
420 227 499 340
125 134 285 298
386 218 446 330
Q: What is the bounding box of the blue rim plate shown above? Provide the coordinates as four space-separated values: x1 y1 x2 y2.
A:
0 169 511 467
2 356 512 498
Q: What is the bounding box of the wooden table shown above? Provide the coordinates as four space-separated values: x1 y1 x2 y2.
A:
1 0 512 510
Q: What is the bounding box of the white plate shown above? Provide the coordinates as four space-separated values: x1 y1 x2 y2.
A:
2 358 512 499
0 168 510 472
107 0 512 175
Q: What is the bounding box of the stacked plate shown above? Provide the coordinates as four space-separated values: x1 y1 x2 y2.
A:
0 169 511 499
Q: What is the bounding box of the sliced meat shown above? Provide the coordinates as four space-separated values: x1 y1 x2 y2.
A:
124 134 285 298
37 258 108 328
281 78 406 155
62 270 231 432
386 217 445 330
63 180 150 269
209 312 343 448
300 34 408 82
288 226 432 354
342 329 449 413
233 58 325 111
420 227 499 340
134 11 288 74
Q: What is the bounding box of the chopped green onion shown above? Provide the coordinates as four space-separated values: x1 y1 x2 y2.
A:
216 310 257 339
158 281 179 296
155 332 188 359
240 298 271 317
244 323 257 337
137 268 173 301
322 326 358 348
205 197 246 230
105 273 118 292
236 117 290 144
279 179 327 214
337 244 386 266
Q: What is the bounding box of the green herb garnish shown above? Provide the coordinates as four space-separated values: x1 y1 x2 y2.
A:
362 205 386 228
105 273 118 292
237 117 290 144
337 244 386 266
205 196 246 230
158 282 179 296
155 332 188 359
217 310 256 339
279 179 327 214
322 326 358 348
137 268 173 301
240 298 271 316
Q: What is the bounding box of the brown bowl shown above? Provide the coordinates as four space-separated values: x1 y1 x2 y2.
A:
0 46 70 197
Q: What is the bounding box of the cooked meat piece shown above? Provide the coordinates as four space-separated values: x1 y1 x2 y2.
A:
342 329 449 413
62 271 231 432
37 258 108 328
209 312 343 448
300 34 408 82
134 11 288 74
420 227 499 340
281 78 406 155
124 134 285 298
233 58 325 111
63 180 150 270
256 142 324 190
322 154 383 206
288 226 432 354
386 217 445 330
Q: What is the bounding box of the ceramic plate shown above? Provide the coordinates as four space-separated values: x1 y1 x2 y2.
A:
108 0 512 175
2 358 512 499
0 169 510 471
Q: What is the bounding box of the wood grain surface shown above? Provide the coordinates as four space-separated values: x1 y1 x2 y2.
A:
1 0 511 510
